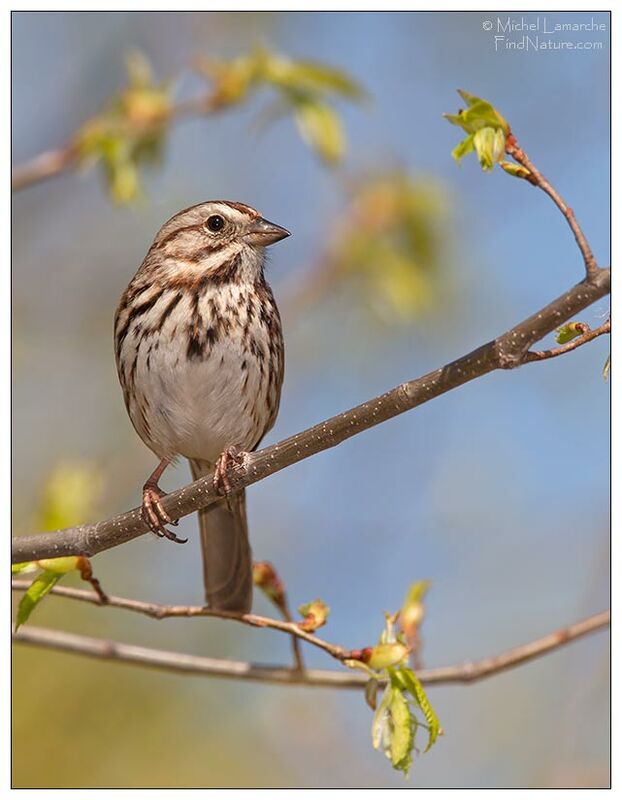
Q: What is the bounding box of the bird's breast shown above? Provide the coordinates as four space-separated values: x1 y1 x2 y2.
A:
117 282 284 463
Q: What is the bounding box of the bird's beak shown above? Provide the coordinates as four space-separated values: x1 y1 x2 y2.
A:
244 218 290 247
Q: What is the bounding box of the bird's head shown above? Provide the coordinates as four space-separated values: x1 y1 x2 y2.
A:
146 200 290 284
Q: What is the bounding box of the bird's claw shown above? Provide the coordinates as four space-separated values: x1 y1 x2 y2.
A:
213 446 246 499
141 483 186 544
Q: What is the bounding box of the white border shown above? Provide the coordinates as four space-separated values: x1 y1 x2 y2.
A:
4 3 615 798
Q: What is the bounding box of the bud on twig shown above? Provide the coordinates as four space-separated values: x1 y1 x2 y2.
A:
76 557 109 604
252 561 287 615
297 599 330 632
555 321 590 344
499 160 535 183
37 555 109 604
399 580 430 649
349 642 410 671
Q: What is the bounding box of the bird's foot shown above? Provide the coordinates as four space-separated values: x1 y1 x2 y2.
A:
213 445 247 499
141 482 187 544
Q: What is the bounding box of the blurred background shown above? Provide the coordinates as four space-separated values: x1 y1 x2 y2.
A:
12 11 610 789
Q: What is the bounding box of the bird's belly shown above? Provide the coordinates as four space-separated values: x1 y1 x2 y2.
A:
134 338 270 463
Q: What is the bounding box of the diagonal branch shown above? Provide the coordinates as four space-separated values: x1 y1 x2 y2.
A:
12 610 610 689
11 266 610 565
505 134 599 280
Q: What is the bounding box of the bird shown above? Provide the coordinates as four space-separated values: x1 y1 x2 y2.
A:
114 201 289 613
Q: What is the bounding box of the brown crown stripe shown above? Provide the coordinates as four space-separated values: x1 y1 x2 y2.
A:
220 200 260 217
163 199 258 221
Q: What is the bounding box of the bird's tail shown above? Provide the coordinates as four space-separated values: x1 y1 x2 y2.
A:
189 459 253 614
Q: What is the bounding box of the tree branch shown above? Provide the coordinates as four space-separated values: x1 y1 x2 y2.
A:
12 266 610 565
12 610 610 689
11 92 225 192
11 146 81 192
523 318 610 363
505 134 599 280
11 580 347 662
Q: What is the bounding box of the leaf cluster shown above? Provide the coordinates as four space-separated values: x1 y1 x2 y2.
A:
444 89 531 180
349 584 441 776
73 48 363 203
323 172 450 322
75 52 173 203
198 48 364 164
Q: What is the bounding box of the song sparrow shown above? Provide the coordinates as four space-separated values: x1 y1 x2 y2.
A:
114 201 289 613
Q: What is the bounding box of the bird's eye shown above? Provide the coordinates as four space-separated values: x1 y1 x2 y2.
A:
206 214 225 233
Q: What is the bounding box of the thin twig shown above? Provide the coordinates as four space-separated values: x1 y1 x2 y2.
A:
281 598 306 672
252 561 306 671
505 134 599 280
522 318 610 363
11 580 347 662
11 266 610 565
12 610 610 689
